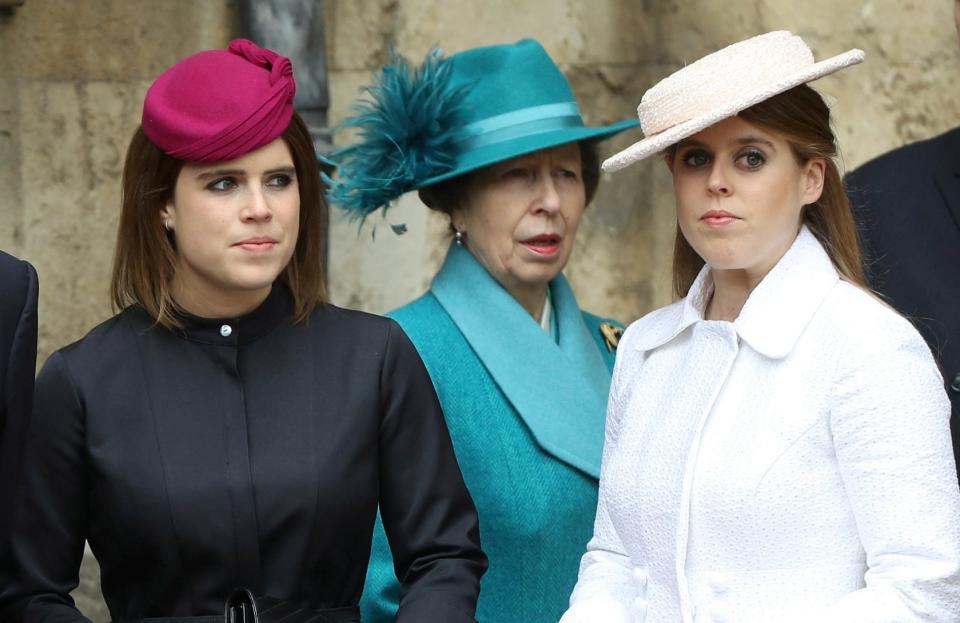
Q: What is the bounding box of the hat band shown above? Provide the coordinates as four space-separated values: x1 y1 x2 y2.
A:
453 102 583 150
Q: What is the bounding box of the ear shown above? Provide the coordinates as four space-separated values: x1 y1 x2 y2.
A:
160 197 175 230
449 206 466 233
801 158 826 205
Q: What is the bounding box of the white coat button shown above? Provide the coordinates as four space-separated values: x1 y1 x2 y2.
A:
220 324 233 337
632 567 648 581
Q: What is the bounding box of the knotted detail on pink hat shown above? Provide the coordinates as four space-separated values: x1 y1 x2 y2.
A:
141 38 297 162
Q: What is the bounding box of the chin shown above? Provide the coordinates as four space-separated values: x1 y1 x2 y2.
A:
229 266 286 291
516 267 562 289
690 240 747 270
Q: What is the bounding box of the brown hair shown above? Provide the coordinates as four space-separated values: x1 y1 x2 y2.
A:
669 84 866 298
111 112 327 327
418 140 601 221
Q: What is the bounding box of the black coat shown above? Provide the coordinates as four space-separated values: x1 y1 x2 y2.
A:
0 285 486 623
846 127 960 478
0 251 38 542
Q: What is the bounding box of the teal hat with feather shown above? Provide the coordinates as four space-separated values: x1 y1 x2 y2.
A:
327 38 640 221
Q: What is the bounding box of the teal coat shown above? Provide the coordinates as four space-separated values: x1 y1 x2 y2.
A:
361 244 622 623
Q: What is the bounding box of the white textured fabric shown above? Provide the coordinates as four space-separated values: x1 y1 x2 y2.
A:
602 31 864 173
540 288 553 333
560 227 960 623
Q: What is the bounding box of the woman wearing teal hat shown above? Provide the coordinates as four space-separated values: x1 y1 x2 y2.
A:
328 39 639 623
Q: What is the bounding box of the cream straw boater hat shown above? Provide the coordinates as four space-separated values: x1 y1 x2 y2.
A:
602 30 864 173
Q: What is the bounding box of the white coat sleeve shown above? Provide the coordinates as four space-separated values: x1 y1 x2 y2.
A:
560 344 644 623
806 313 960 623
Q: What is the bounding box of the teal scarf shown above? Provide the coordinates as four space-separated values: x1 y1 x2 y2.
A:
431 243 610 477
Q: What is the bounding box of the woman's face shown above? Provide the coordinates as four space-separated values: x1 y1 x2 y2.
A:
452 142 586 298
161 138 300 313
669 116 824 280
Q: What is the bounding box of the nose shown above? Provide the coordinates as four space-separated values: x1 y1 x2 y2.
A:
534 172 561 214
241 186 272 222
707 163 732 196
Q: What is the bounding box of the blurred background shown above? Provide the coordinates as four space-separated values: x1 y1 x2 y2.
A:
1 1 958 619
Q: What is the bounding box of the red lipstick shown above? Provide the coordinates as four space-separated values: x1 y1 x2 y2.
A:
521 233 561 257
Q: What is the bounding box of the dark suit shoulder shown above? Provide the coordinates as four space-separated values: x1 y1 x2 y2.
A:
849 126 960 185
0 250 32 284
0 251 35 320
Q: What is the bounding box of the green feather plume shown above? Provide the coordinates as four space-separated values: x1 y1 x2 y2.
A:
326 48 466 221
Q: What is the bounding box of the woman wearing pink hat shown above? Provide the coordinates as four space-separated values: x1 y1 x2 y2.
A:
0 40 486 623
560 31 960 623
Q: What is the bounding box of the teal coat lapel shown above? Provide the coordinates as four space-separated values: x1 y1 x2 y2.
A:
431 244 610 477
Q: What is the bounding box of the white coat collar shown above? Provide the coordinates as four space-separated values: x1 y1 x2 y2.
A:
632 226 840 359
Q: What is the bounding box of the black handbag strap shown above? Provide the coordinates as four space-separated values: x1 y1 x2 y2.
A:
117 592 358 623
224 588 359 623
225 588 259 623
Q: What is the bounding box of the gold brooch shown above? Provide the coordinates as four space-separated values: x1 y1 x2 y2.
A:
599 322 624 352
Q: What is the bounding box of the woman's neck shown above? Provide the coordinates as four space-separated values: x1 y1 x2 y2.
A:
510 283 549 322
172 274 271 319
705 268 765 321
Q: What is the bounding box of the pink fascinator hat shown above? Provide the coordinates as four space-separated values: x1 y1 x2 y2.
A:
602 30 864 172
141 39 297 162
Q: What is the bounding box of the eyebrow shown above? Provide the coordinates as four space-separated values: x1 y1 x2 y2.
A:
195 166 297 181
677 136 777 150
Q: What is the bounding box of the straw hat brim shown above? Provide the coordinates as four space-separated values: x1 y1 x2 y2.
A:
602 48 865 173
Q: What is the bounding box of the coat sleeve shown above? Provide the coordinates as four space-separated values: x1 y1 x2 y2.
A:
560 339 643 623
0 351 93 623
375 321 487 623
808 314 960 623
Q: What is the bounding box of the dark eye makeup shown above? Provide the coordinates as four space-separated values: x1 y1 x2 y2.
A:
207 177 238 192
736 149 766 169
679 148 711 168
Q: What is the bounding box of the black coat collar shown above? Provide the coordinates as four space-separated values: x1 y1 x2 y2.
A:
132 282 294 346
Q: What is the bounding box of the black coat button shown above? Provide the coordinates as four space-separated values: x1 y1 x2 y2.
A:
951 373 960 394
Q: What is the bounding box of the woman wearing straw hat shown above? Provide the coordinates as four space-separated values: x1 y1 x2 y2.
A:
0 40 486 623
328 39 638 623
560 31 960 623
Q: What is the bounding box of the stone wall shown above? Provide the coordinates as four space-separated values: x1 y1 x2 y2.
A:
2 1 958 620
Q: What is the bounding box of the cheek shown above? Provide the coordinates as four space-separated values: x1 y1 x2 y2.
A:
172 200 227 256
469 202 518 252
673 181 700 224
178 219 228 265
487 216 517 257
755 180 804 227
563 190 586 231
281 195 301 233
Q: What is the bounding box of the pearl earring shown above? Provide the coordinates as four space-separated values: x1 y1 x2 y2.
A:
454 230 464 246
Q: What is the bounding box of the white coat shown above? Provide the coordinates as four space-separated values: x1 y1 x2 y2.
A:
560 227 960 623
